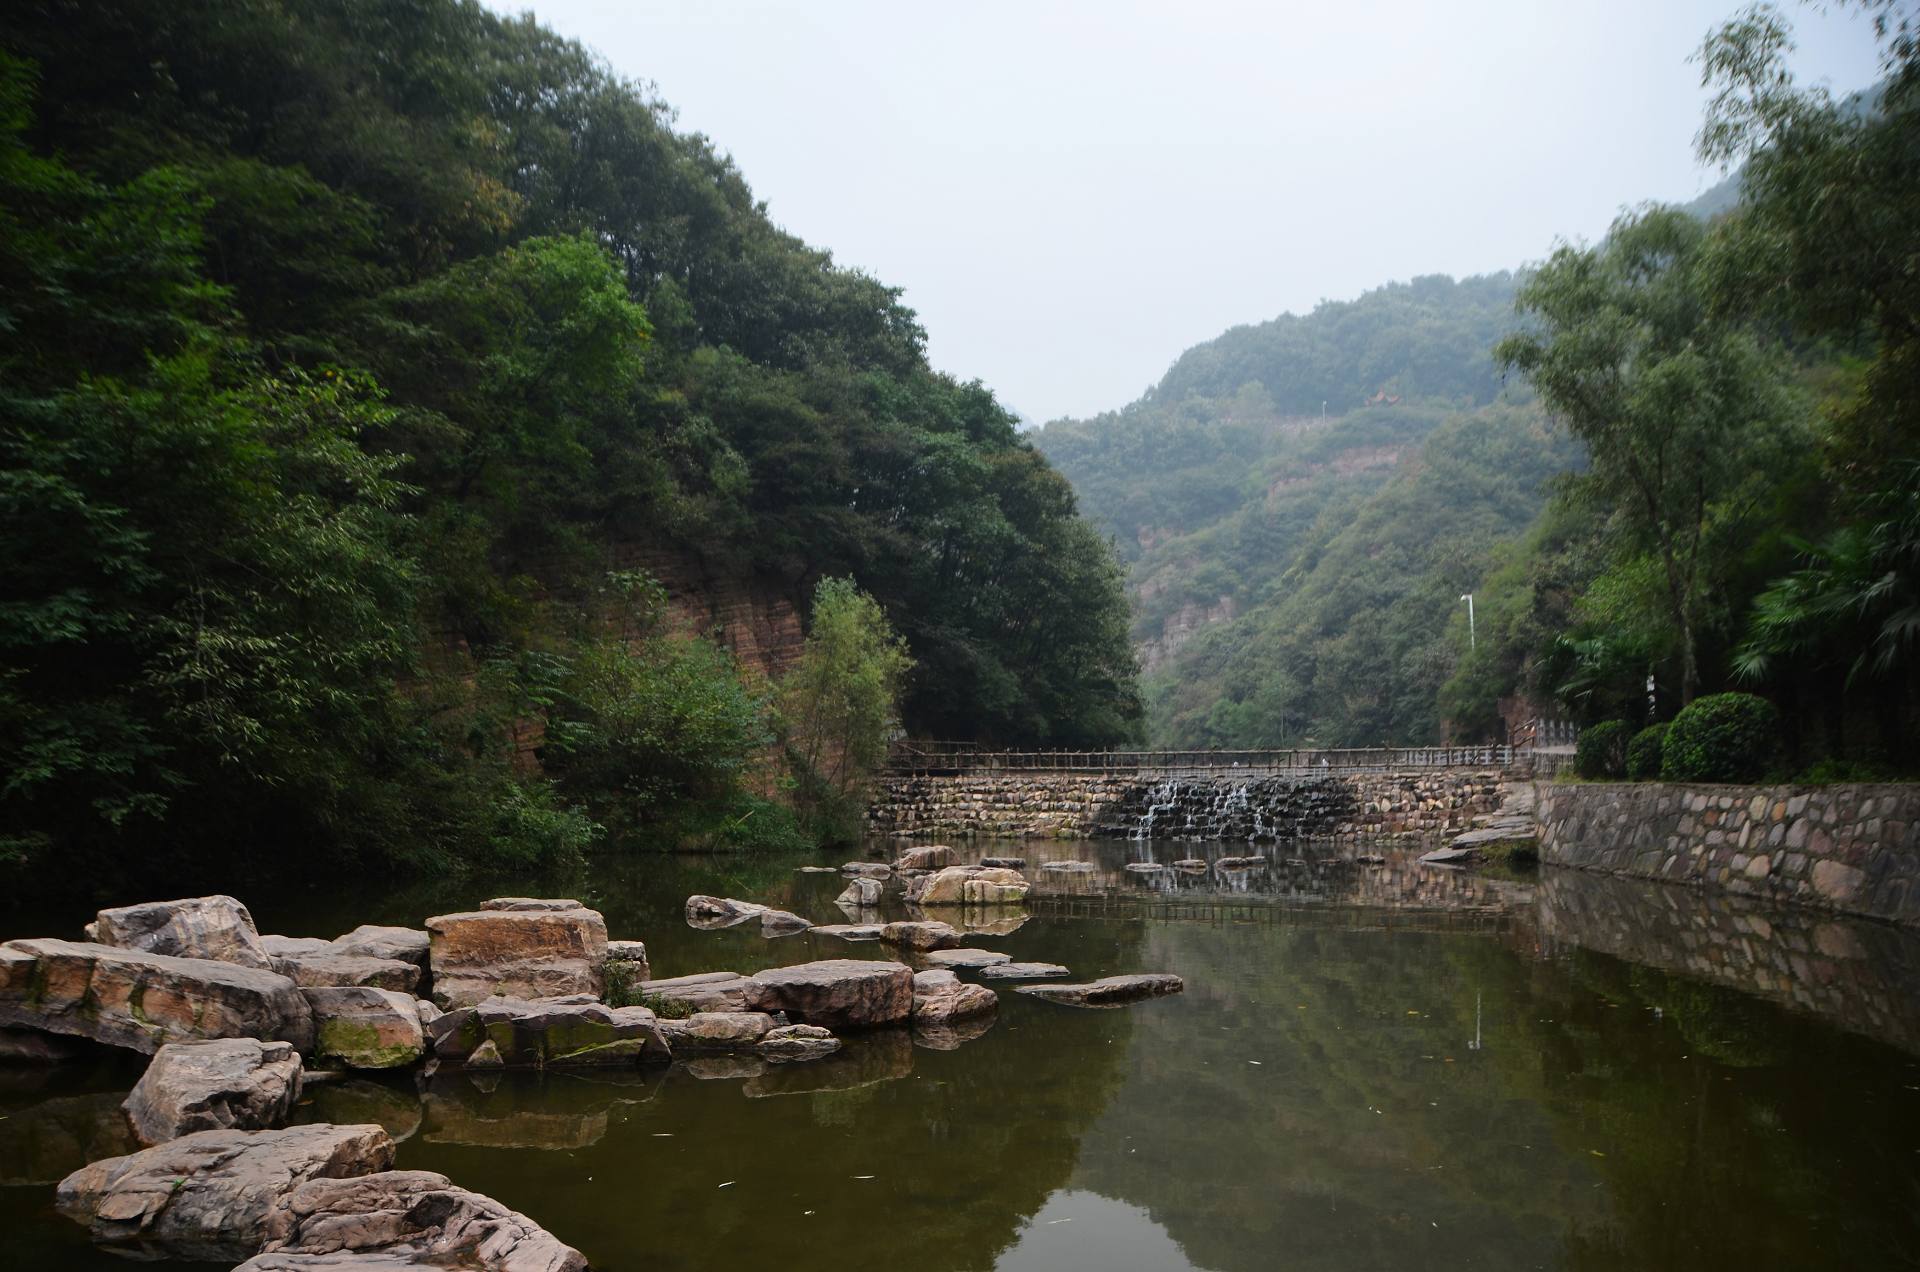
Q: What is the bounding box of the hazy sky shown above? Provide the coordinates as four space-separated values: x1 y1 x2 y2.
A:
482 1 1883 423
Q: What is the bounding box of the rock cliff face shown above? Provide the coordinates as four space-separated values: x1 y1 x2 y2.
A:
1135 595 1237 674
619 547 806 681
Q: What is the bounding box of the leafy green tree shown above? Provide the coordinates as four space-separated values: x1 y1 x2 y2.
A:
779 578 913 844
1496 207 1800 703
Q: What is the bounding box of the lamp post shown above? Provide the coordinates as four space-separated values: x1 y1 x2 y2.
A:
1460 593 1475 652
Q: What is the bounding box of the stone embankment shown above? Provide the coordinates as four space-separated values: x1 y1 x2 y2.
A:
1538 782 1920 926
867 770 1506 841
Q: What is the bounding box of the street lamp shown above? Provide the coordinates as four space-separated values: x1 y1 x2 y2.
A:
1459 593 1475 652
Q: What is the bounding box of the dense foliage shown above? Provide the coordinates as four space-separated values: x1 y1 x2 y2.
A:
1575 721 1632 780
1625 723 1671 781
0 1 1138 890
1662 693 1783 783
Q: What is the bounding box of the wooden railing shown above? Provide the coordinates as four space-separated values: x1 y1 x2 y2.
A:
885 743 1518 776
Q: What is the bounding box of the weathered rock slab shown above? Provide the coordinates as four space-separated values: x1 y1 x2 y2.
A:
0 939 314 1055
836 877 883 908
879 920 963 951
255 1169 586 1271
976 961 1071 981
841 861 893 879
895 845 956 871
328 926 430 974
273 953 420 994
812 923 887 942
1016 973 1185 1007
635 971 762 1013
913 866 1029 906
429 997 669 1068
911 969 998 1026
747 960 913 1029
923 947 1013 971
604 940 650 984
55 1123 394 1261
424 905 606 1008
124 1039 303 1146
306 988 426 1070
89 895 273 969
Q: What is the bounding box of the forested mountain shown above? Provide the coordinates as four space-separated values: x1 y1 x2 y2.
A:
1035 274 1555 745
1043 18 1918 770
0 0 1139 889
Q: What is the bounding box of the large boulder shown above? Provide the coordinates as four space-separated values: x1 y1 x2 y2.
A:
0 939 314 1054
272 953 419 995
306 988 426 1070
836 877 883 908
911 970 997 1026
89 895 273 970
328 926 430 975
55 1123 394 1261
895 845 956 871
914 866 1029 906
424 904 607 1008
879 920 963 951
747 960 913 1029
1016 973 1185 1007
251 1169 587 1272
124 1039 303 1146
428 996 669 1068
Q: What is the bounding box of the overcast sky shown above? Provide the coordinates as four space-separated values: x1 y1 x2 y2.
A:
482 1 1883 423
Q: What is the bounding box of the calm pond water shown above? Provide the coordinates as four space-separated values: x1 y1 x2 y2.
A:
7 839 1920 1271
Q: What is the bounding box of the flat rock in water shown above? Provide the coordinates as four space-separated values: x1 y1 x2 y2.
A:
636 971 758 1013
1125 862 1167 873
476 898 588 913
252 1169 587 1271
683 895 766 928
428 997 668 1068
1215 856 1267 870
1039 860 1095 873
879 920 963 951
759 908 812 936
976 961 1072 981
911 969 998 1026
1016 973 1185 1007
55 1123 395 1262
841 862 893 880
796 866 841 874
1172 859 1208 871
89 895 273 970
923 948 1012 970
124 1039 303 1146
1 939 314 1055
812 924 887 942
747 960 913 1029
979 856 1027 870
1418 845 1481 866
424 905 606 1008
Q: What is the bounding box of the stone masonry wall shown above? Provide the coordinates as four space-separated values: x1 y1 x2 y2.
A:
867 770 1506 842
1538 782 1920 926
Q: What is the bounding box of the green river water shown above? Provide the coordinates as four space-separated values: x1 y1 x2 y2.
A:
5 839 1920 1271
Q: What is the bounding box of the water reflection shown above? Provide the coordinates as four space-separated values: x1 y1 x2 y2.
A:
6 843 1920 1271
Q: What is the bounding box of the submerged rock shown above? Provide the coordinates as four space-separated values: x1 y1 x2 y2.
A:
424 904 607 1008
306 988 426 1070
1017 973 1185 1007
976 961 1071 981
429 997 669 1068
0 1088 142 1185
89 895 273 970
923 947 1012 971
124 1039 303 1146
747 959 913 1029
1214 856 1267 870
251 1169 587 1272
1 939 314 1055
911 970 997 1026
55 1123 395 1261
913 1013 998 1051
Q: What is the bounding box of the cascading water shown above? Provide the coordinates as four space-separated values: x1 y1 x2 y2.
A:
1107 775 1357 843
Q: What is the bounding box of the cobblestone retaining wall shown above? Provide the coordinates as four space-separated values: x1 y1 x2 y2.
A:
867 770 1506 841
1538 782 1920 926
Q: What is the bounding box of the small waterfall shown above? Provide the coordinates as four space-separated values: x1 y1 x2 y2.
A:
1112 776 1357 843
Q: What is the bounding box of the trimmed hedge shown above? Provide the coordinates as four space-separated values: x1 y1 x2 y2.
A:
1575 719 1631 779
1625 723 1670 780
1660 693 1782 783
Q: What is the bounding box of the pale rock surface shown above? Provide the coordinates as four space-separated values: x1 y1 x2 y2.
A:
923 948 1012 971
1017 973 1186 1006
55 1123 394 1261
747 959 913 1028
879 920 963 951
895 845 956 871
428 996 669 1068
254 1169 586 1271
124 1039 303 1145
89 895 273 969
304 988 426 1070
911 969 998 1026
0 939 314 1054
425 904 607 1008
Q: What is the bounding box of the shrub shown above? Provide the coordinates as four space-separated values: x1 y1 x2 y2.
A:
1625 723 1670 780
1661 693 1783 783
1575 719 1631 779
